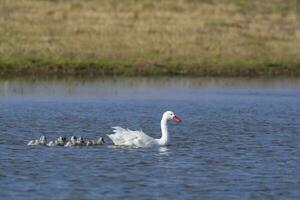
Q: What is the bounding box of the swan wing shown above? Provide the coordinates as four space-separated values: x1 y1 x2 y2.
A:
108 127 155 147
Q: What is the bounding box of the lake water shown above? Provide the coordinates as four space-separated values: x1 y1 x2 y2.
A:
0 77 299 200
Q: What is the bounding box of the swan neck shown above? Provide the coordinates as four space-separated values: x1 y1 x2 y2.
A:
158 117 169 146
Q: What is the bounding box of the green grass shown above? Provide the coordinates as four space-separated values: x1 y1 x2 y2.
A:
0 0 299 76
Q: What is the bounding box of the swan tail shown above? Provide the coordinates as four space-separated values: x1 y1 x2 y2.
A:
107 127 124 145
107 133 125 146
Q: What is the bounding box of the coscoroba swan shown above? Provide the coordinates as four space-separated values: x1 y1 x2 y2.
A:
28 136 47 146
64 136 77 147
107 111 181 147
47 136 67 146
86 137 105 146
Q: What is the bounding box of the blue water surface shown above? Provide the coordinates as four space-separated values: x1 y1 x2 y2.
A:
0 77 299 200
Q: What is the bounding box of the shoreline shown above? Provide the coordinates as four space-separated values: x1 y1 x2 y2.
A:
0 58 299 77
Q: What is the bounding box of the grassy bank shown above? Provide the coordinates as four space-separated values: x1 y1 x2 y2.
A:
0 0 299 76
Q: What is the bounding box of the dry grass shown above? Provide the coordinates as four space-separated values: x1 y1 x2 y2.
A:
0 0 299 76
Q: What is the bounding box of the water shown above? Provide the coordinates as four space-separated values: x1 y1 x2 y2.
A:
0 77 299 200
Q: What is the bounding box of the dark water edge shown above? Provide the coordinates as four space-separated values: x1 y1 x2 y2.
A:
0 77 299 200
0 61 299 77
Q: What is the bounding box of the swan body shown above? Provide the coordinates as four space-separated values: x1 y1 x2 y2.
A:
64 136 77 147
47 136 66 146
76 137 85 146
28 136 47 146
47 140 56 146
86 137 105 146
57 136 67 146
28 139 39 146
96 137 105 145
107 111 181 147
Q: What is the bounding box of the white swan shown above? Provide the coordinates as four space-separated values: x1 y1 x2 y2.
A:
107 111 181 147
47 136 67 147
86 137 105 146
28 136 47 146
76 137 85 146
57 136 67 146
64 136 77 147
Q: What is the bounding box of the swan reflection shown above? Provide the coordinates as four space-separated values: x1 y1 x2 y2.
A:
159 147 170 156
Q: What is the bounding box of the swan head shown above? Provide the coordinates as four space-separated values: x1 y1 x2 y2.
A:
70 136 77 143
163 111 181 123
58 136 67 144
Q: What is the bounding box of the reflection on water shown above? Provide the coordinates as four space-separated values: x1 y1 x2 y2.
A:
158 147 170 156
